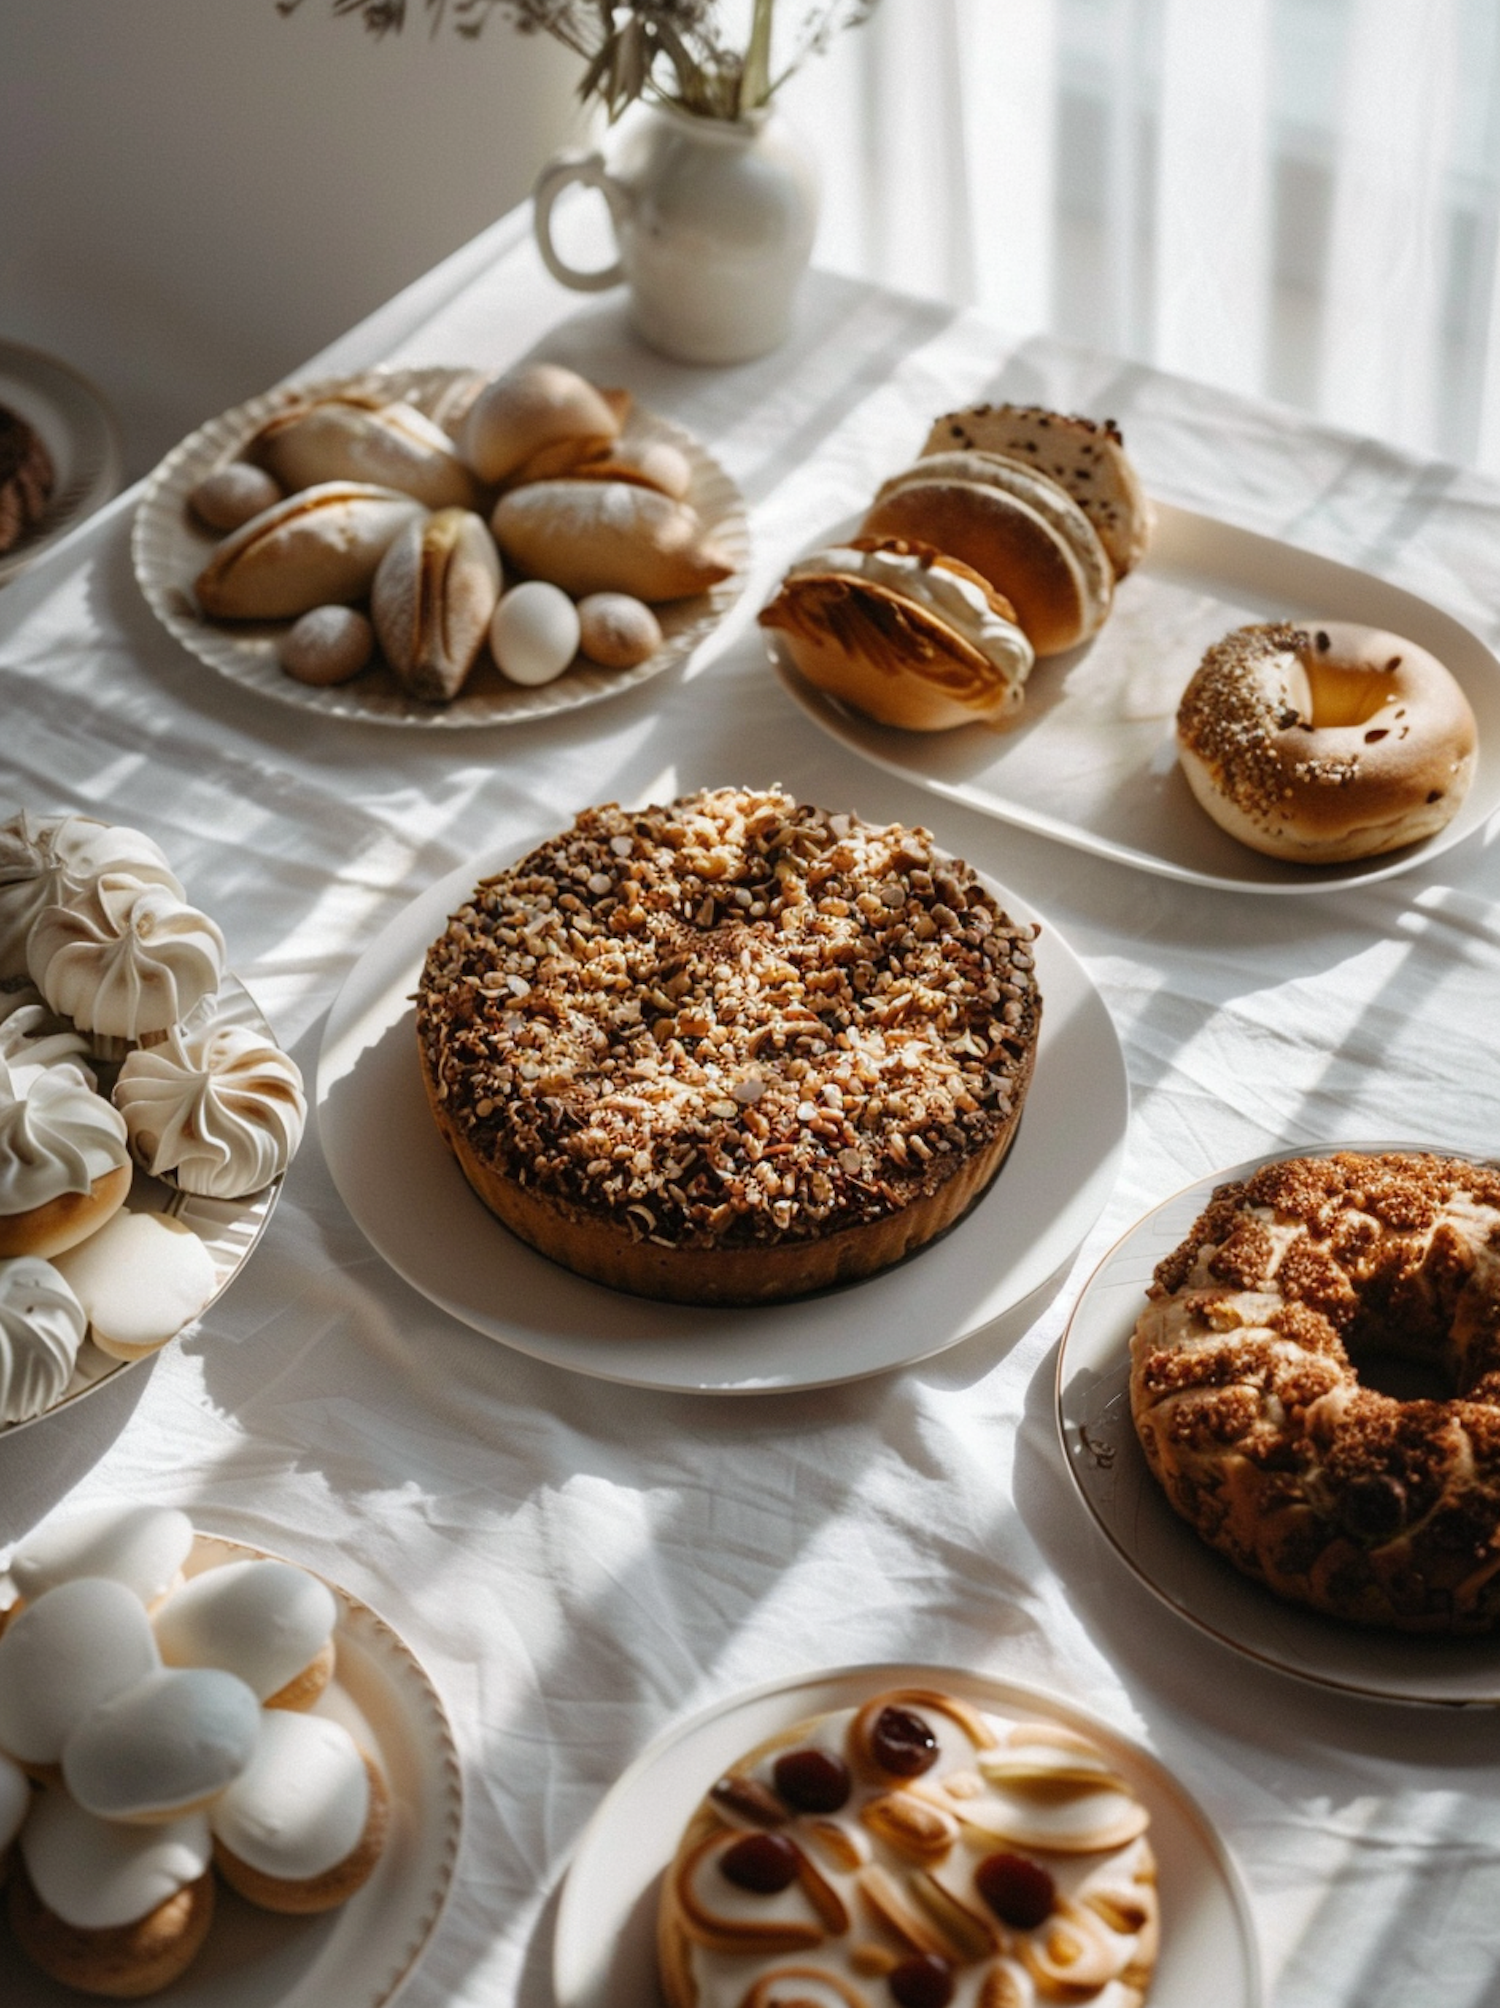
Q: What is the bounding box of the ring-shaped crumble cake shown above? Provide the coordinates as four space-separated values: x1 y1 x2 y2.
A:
416 788 1041 1306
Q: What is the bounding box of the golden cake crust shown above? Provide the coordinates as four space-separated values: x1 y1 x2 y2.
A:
415 788 1041 1306
1130 1149 1500 1631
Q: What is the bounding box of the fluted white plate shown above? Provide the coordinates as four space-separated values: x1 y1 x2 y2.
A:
316 833 1128 1394
0 340 123 586
554 1661 1262 2008
1 976 288 1436
1058 1139 1500 1705
132 366 749 727
0 1531 462 2008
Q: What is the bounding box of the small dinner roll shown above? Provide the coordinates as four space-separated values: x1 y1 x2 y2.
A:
577 592 663 669
188 463 283 533
372 506 503 703
491 480 734 602
461 362 625 485
279 604 374 686
193 483 427 621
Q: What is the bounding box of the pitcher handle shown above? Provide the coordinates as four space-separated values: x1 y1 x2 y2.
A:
533 149 630 293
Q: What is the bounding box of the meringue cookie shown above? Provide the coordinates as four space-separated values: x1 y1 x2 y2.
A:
0 1255 86 1424
11 1503 195 1607
0 1054 131 1257
27 875 225 1041
154 1560 336 1705
53 1211 218 1361
209 1709 371 1885
0 813 182 984
19 1786 212 1929
0 1577 160 1767
63 1665 261 1822
0 985 94 1081
114 1018 306 1198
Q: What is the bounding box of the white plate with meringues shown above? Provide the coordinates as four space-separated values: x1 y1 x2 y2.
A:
316 828 1128 1396
0 975 288 1437
0 1527 462 2008
132 365 750 728
1057 1140 1500 1707
773 500 1500 894
554 1660 1263 2008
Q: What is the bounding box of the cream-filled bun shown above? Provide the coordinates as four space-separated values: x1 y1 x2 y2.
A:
760 536 1036 730
0 1056 131 1261
0 813 182 986
211 1710 388 1913
27 877 225 1045
0 1255 87 1425
154 1560 337 1710
0 985 95 1079
922 403 1152 578
0 1578 160 1771
10 1504 195 1609
0 1746 28 1868
10 1789 214 1996
113 1018 306 1200
54 1212 218 1363
250 393 480 511
461 362 625 485
62 1666 260 1823
862 448 1113 656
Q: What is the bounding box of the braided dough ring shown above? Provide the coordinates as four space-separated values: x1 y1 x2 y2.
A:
1176 620 1476 862
1131 1150 1500 1632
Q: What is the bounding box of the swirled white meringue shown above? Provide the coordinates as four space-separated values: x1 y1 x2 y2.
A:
0 1055 129 1216
20 1787 211 1930
114 1020 306 1198
0 984 94 1081
0 1255 86 1423
27 876 226 1041
0 813 182 983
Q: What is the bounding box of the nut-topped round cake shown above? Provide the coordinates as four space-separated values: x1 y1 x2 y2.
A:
415 787 1041 1305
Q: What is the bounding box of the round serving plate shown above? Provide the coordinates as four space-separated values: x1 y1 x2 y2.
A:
131 366 749 727
0 1530 462 2007
554 1660 1263 2008
315 832 1129 1395
1057 1138 1500 1706
1 975 289 1437
0 340 123 586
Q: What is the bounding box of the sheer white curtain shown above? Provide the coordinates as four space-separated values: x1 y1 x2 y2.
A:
784 0 1500 472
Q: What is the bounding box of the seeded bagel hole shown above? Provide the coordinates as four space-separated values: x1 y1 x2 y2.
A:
1295 656 1402 730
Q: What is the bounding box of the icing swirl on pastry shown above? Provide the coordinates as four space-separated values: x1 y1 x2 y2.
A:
0 985 94 1081
27 876 225 1041
0 813 182 982
0 1055 129 1214
113 1018 305 1197
0 1254 86 1424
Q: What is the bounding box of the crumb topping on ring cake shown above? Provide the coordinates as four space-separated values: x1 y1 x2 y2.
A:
416 788 1039 1257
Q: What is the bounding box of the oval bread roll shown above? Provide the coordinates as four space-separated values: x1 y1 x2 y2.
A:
372 507 502 703
491 480 734 602
461 363 626 485
252 396 479 511
194 484 428 621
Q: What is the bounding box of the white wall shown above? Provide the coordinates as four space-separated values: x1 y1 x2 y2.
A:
0 2 582 477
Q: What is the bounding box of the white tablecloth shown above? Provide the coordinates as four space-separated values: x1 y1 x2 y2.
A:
4 205 1500 2008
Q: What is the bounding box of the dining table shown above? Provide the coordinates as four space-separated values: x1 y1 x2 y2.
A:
3 198 1500 2008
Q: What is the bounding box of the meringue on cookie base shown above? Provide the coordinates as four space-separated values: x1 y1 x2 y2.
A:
760 537 1035 732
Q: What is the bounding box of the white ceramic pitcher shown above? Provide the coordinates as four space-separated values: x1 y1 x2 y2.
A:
533 103 820 366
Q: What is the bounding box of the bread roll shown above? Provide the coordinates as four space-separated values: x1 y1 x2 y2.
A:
371 506 502 702
251 396 480 511
194 484 427 621
490 480 734 602
461 363 626 485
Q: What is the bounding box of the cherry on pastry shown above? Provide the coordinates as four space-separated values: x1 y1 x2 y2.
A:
868 1705 940 1778
772 1747 852 1813
975 1850 1056 1930
888 1953 955 2008
718 1831 800 1893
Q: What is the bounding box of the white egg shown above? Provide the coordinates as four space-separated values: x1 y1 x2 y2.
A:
489 581 581 687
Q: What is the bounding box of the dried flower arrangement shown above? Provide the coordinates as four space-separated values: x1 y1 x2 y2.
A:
279 0 881 121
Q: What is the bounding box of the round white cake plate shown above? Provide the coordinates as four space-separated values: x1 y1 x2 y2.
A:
553 1660 1263 2008
1058 1139 1500 1707
1 976 287 1437
0 340 123 586
0 1531 462 2008
316 839 1129 1395
132 367 749 727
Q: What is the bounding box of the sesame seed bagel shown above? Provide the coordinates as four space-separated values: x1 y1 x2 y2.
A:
415 789 1041 1307
1176 620 1477 863
1131 1150 1500 1633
